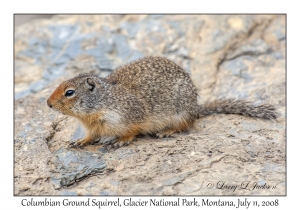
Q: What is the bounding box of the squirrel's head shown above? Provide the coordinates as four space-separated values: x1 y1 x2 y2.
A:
47 74 108 117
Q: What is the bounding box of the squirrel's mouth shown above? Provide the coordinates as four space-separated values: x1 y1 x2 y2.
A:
49 105 64 115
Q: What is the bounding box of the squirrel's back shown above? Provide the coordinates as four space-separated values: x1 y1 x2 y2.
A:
106 56 199 119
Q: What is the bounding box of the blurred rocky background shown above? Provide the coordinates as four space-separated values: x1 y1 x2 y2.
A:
14 15 285 195
15 15 53 26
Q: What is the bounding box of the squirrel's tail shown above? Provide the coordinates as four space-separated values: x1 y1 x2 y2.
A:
197 99 279 120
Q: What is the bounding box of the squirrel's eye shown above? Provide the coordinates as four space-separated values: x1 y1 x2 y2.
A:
65 90 75 97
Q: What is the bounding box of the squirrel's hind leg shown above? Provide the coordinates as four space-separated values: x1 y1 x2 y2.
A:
156 117 195 138
111 124 142 148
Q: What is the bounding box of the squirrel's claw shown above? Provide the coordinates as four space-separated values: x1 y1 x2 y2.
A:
69 141 76 148
156 129 176 138
103 138 132 151
104 135 135 150
113 140 130 148
69 141 84 149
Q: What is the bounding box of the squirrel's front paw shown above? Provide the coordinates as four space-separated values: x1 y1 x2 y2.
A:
69 140 85 149
70 136 94 149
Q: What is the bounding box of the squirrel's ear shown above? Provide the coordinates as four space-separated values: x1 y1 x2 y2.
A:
86 78 96 91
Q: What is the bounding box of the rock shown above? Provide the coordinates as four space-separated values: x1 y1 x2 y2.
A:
30 80 49 93
163 174 187 186
15 89 31 100
94 56 113 71
52 149 106 188
60 191 78 196
120 22 141 38
70 125 86 142
113 34 132 61
48 24 79 48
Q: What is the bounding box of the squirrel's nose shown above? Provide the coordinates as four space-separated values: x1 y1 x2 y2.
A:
47 99 52 108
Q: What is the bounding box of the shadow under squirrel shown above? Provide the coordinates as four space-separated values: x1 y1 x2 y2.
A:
47 56 278 148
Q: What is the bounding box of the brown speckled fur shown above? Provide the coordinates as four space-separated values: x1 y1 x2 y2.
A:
47 56 278 148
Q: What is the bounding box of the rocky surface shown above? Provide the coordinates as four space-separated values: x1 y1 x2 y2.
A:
14 15 286 195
